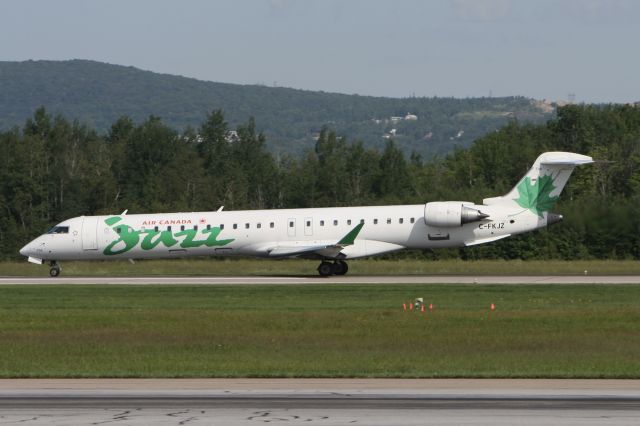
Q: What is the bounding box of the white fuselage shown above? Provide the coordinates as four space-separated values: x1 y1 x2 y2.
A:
20 203 542 262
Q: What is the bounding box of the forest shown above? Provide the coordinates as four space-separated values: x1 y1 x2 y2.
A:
0 104 638 260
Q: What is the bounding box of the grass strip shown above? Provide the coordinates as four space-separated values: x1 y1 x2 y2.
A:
1 258 640 276
0 284 639 378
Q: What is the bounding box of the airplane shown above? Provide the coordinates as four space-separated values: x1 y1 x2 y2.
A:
19 152 592 277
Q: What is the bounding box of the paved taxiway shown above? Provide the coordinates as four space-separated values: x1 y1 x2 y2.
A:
0 379 638 425
1 275 639 285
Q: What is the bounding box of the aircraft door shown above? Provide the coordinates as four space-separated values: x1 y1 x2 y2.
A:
304 217 313 236
81 216 99 250
287 218 296 237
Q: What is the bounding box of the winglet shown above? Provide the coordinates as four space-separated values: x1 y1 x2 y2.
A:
337 222 364 245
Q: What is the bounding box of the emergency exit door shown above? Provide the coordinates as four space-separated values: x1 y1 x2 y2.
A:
81 216 99 250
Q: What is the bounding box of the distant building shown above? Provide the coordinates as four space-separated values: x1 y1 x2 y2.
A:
404 113 418 121
382 128 397 139
225 130 239 143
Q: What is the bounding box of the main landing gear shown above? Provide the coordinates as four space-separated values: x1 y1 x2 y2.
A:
317 260 348 277
49 261 61 277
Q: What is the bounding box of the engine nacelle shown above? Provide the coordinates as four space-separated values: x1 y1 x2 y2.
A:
424 202 489 227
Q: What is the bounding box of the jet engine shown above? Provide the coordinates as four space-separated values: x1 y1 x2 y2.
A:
424 202 489 227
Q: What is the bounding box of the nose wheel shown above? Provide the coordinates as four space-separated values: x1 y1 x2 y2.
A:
49 261 61 277
317 260 348 276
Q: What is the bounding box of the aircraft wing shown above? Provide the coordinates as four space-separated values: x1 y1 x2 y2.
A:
464 234 511 246
267 223 364 259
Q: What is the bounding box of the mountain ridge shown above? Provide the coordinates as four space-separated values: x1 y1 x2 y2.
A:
0 59 552 157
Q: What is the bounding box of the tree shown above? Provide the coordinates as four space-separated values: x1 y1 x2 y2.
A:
378 140 411 201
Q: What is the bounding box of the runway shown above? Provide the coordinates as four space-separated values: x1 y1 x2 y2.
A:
1 275 639 285
0 379 638 425
0 275 640 285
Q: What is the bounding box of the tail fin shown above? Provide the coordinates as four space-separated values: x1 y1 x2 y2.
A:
483 152 593 217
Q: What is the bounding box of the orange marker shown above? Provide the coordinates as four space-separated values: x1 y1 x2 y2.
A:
429 303 433 311
420 304 425 313
490 303 495 311
403 303 407 311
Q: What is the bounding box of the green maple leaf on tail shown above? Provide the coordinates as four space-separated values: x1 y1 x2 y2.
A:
514 175 559 217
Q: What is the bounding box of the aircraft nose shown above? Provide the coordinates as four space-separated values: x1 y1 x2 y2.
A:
19 242 31 257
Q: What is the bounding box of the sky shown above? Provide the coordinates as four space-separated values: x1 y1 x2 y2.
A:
1 0 639 103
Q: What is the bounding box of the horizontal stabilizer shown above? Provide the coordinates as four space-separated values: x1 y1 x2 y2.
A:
539 157 594 166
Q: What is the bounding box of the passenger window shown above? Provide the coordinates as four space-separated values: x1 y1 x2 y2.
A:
116 227 121 234
374 219 378 225
233 224 238 229
193 225 198 231
289 221 294 228
360 219 365 224
333 220 338 226
347 219 352 225
320 220 325 226
167 226 172 232
386 218 391 224
180 225 185 231
270 222 274 228
410 218 415 224
245 223 250 229
207 224 211 230
306 221 311 227
154 226 159 232
220 224 224 230
257 223 262 229
399 218 404 224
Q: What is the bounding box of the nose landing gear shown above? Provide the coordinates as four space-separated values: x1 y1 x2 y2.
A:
317 260 348 277
49 261 61 277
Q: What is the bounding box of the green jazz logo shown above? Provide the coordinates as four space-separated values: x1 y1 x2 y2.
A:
514 175 559 217
103 216 234 255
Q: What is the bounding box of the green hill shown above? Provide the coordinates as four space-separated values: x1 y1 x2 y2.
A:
0 59 552 157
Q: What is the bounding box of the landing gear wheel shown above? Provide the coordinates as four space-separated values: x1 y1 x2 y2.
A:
331 260 348 276
318 261 333 277
49 261 61 278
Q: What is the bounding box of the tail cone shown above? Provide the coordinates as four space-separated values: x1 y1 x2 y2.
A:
461 206 490 224
547 213 563 226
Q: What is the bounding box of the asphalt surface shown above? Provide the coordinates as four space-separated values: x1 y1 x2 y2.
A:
1 275 639 285
2 395 639 410
0 380 638 425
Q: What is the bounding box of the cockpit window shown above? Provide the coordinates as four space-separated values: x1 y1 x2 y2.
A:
47 226 69 234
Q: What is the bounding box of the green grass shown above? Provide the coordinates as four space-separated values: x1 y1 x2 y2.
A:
0 284 639 378
2 258 640 276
